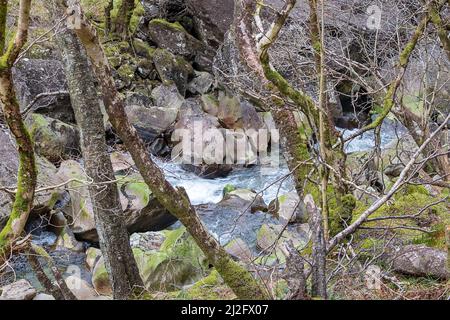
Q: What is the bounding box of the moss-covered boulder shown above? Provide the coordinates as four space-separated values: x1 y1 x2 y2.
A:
218 189 267 213
176 270 236 300
147 19 215 71
93 227 210 295
153 48 194 95
27 113 80 164
0 129 63 229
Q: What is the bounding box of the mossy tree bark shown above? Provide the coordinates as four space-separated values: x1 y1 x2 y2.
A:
0 0 37 261
51 0 144 299
67 0 269 300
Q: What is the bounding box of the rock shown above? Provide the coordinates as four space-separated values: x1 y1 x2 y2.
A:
225 238 253 263
27 113 80 164
56 160 96 241
200 94 219 116
110 151 134 174
130 231 166 252
186 0 234 49
256 223 309 265
0 279 36 300
268 191 308 224
222 184 236 196
33 293 55 300
56 161 176 242
179 269 236 300
56 225 85 252
151 83 185 110
147 19 215 71
92 257 112 296
181 164 233 179
153 48 194 96
86 247 102 271
390 245 449 279
0 129 63 229
65 275 99 300
94 227 209 293
217 92 242 129
218 189 267 213
187 71 214 95
12 59 74 123
126 104 179 135
117 173 177 236
384 163 405 178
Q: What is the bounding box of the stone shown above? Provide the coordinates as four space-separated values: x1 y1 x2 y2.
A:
12 58 75 123
217 92 242 129
200 94 219 116
218 189 267 213
0 129 63 229
94 227 209 293
65 275 99 300
110 151 134 174
126 104 179 135
33 293 55 300
130 231 166 252
187 71 214 95
268 191 308 224
0 279 36 300
390 245 448 279
26 113 80 164
147 19 215 71
153 48 194 96
86 247 102 271
186 0 234 49
225 238 253 263
151 83 185 110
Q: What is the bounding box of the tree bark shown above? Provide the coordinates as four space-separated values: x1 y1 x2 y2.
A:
0 0 37 260
51 0 144 299
114 0 135 39
67 0 268 300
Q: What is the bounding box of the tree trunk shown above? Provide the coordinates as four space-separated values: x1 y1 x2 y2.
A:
0 0 36 260
52 1 144 299
69 0 268 300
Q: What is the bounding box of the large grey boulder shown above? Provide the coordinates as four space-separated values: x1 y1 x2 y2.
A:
186 0 234 49
12 58 74 123
0 279 36 300
147 19 215 71
389 245 449 279
0 129 63 229
153 48 194 96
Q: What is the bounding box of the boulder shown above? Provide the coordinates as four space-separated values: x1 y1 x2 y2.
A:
153 48 194 96
268 191 308 224
126 104 179 135
151 83 185 110
33 293 55 300
56 161 176 242
147 19 215 71
186 0 234 49
12 58 74 123
27 113 80 164
218 189 267 213
256 223 309 265
85 247 102 271
187 71 214 95
0 129 63 229
200 94 219 117
390 245 448 279
217 92 242 129
225 238 253 263
130 231 166 252
65 275 99 300
93 227 209 293
0 279 36 300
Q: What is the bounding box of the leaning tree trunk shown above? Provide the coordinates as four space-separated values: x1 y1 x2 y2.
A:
0 0 37 260
67 0 268 300
51 1 144 299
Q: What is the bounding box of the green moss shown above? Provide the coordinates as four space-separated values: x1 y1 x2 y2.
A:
176 270 236 300
222 184 236 196
149 19 187 33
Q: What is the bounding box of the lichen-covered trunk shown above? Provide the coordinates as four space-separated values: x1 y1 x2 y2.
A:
70 0 268 300
53 8 144 298
0 70 37 259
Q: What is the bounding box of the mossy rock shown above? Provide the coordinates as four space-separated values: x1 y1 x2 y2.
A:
176 270 236 300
